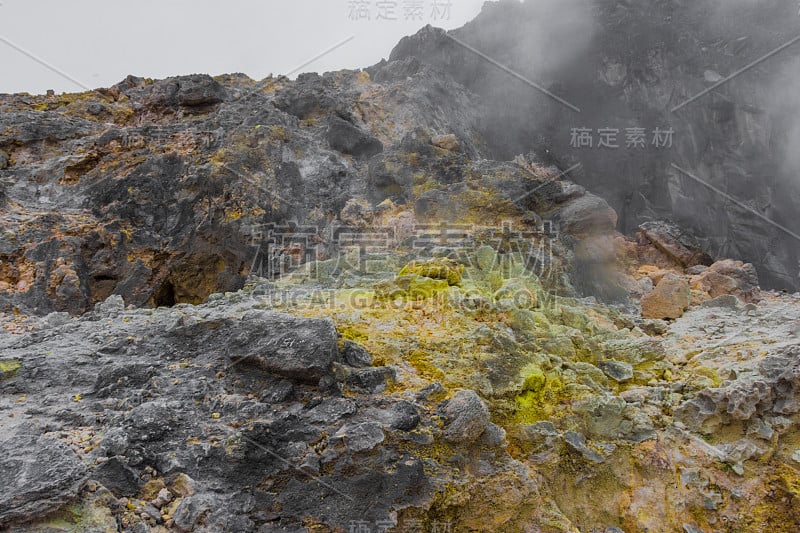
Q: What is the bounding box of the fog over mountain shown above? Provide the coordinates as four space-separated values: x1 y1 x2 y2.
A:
387 0 800 290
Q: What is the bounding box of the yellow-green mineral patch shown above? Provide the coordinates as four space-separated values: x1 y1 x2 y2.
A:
398 257 464 286
0 359 21 379
375 274 451 300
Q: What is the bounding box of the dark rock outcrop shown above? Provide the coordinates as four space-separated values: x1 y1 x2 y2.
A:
0 431 88 524
0 297 538 530
326 116 384 158
638 221 714 269
0 63 632 314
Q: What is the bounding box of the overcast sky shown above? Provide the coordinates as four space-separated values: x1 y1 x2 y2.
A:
0 0 487 95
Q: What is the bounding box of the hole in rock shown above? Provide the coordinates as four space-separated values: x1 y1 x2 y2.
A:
154 280 176 307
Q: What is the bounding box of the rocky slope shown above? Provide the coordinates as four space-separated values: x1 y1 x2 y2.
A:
2 1 800 531
2 246 800 531
0 66 490 315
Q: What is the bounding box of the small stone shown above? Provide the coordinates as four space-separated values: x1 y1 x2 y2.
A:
95 294 126 315
152 487 173 509
792 449 800 463
416 382 446 401
140 478 166 500
402 431 435 445
640 319 669 336
142 503 163 523
304 397 357 424
300 455 320 475
701 294 739 309
171 473 196 498
385 401 421 431
92 456 141 497
172 495 213 532
341 340 373 368
337 421 385 453
524 421 558 437
564 431 605 464
442 390 490 445
599 360 634 382
431 133 459 152
345 366 396 392
339 197 374 227
478 422 507 448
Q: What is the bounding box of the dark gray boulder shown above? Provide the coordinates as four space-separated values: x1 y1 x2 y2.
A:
326 116 384 159
441 390 490 444
639 221 713 268
92 456 141 497
229 311 340 383
599 360 635 382
175 74 227 107
138 74 226 110
341 340 373 368
0 430 88 525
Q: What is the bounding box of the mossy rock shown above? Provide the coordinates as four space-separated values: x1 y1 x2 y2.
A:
307 258 353 281
572 395 655 441
0 359 21 379
601 338 667 366
507 309 538 335
540 335 577 359
493 278 539 308
521 366 547 393
559 305 588 331
570 362 610 389
475 245 499 271
531 311 551 330
513 370 569 423
398 258 463 286
374 274 450 300
483 271 505 292
686 365 722 388
494 253 531 279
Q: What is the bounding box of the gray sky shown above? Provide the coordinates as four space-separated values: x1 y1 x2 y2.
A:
0 0 486 95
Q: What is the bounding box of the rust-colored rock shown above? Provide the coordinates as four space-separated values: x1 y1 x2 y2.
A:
690 259 760 302
641 273 691 319
638 221 713 269
431 133 460 152
637 265 678 286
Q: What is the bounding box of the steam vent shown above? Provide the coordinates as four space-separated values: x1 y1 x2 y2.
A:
3 0 800 531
